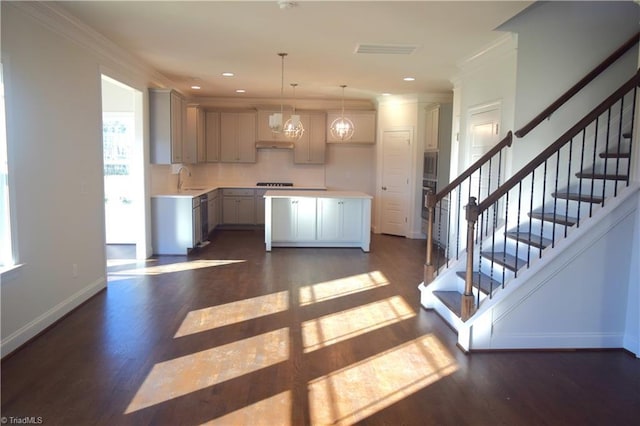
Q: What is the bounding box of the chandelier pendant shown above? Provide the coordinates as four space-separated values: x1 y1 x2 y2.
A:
330 85 355 141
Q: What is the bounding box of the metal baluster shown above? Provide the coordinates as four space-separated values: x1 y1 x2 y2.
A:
486 158 493 237
502 191 509 288
456 183 463 260
614 95 625 197
542 160 549 252
589 117 599 218
528 169 535 267
602 107 612 205
564 138 573 238
627 87 637 188
577 129 587 228
552 151 560 246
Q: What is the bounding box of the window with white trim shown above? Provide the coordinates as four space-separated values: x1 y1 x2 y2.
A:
0 63 14 268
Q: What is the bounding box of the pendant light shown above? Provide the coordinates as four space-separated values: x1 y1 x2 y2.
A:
268 52 287 133
283 83 304 140
330 84 355 141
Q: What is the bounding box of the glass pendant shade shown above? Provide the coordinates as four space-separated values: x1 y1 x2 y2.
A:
283 114 304 140
283 83 304 140
330 116 355 141
330 84 355 141
269 112 283 132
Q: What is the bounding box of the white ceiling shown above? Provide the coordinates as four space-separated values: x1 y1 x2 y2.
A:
56 1 532 101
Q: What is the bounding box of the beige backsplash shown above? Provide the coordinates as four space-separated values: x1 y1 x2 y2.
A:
151 149 325 192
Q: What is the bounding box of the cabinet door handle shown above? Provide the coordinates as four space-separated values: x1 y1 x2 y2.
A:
382 186 387 191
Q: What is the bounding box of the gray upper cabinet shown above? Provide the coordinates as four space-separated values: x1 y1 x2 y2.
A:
294 112 326 164
185 105 205 164
220 111 257 163
149 89 186 164
205 111 220 162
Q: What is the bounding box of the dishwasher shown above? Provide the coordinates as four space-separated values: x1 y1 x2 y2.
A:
199 194 209 244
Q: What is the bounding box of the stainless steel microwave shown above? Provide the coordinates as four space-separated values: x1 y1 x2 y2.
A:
423 151 438 181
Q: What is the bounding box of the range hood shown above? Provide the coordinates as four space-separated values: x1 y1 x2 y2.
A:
255 141 294 149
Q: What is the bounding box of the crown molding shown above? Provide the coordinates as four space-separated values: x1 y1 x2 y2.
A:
376 92 452 107
453 32 518 82
192 96 375 111
6 1 173 89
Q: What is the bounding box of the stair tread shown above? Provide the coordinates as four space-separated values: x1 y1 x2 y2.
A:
576 169 628 180
529 211 578 226
456 271 500 294
505 230 553 249
599 151 630 159
433 291 462 317
551 191 604 203
480 250 527 271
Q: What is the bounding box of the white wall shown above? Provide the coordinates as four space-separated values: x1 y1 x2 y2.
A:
452 33 518 176
501 1 639 171
0 2 167 357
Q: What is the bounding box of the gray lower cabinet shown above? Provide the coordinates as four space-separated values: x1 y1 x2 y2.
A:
222 189 255 224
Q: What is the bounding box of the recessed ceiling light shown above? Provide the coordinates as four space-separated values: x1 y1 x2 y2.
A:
222 72 235 77
403 77 415 82
191 85 201 90
381 93 392 96
236 89 246 93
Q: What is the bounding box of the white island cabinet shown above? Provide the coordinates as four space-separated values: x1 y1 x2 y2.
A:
265 190 372 252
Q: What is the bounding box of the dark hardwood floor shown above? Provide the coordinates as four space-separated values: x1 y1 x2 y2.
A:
2 229 639 425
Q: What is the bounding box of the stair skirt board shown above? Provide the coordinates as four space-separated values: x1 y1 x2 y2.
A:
419 184 639 352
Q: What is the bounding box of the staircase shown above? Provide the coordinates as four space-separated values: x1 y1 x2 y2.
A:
430 129 634 319
419 36 640 351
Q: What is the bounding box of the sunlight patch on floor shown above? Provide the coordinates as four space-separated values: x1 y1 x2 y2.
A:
302 296 415 353
124 328 289 414
106 259 157 268
309 333 458 425
299 271 390 306
201 391 291 426
110 259 246 276
174 291 289 338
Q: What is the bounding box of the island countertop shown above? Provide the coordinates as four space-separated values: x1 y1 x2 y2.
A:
264 190 372 199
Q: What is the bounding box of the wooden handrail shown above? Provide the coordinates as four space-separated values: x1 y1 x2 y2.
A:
514 32 639 139
434 131 513 204
479 70 640 214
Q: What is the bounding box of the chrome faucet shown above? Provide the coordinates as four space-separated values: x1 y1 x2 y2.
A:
177 165 191 191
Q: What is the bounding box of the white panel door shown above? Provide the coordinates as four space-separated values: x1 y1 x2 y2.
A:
380 130 411 236
468 104 501 202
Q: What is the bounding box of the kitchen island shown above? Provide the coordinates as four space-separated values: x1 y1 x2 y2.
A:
264 190 372 252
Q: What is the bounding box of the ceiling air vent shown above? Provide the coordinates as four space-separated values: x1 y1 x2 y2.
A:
355 43 419 55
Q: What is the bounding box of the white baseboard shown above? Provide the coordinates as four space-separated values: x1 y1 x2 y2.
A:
1 277 106 358
487 331 624 350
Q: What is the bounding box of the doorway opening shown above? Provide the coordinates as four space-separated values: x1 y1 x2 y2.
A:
101 75 145 262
